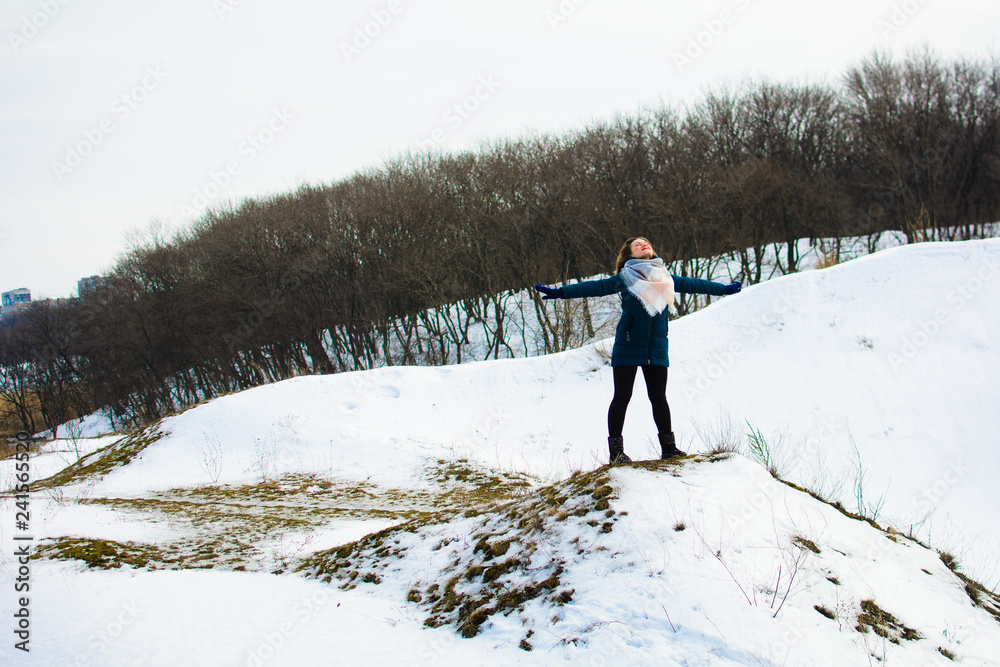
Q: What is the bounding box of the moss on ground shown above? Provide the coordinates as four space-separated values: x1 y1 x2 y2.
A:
428 459 535 507
33 422 165 489
298 466 622 638
34 538 174 570
34 459 544 574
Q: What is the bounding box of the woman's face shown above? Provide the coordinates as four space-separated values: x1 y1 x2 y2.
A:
630 238 655 260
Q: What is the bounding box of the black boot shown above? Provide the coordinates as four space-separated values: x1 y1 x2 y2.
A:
608 436 631 464
659 432 686 459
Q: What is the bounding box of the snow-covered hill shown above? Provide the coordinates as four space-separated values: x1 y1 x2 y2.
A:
2 239 999 665
297 456 1000 664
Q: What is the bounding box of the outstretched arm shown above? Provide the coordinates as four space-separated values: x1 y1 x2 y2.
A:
534 284 563 299
672 275 741 296
536 275 625 300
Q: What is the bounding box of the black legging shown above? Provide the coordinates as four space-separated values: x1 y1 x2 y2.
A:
608 365 671 438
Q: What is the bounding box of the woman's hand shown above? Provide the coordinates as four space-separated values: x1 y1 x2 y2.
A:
534 284 564 300
724 281 742 294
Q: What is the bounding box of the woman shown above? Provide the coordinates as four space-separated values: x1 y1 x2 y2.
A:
534 237 741 464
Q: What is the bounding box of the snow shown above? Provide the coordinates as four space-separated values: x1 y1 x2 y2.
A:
0 436 118 492
14 561 525 667
47 413 119 441
2 238 999 665
670 240 1000 585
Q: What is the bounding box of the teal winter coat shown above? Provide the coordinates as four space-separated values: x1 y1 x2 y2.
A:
560 272 730 367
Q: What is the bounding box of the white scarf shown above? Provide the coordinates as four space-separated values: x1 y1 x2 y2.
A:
620 258 677 317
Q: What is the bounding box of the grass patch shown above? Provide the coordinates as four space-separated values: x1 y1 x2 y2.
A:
429 459 535 508
33 422 164 489
36 471 472 573
855 599 922 643
939 552 1000 623
777 477 887 532
814 605 836 620
299 467 622 638
745 421 788 479
792 535 821 554
627 458 688 473
35 537 172 570
815 250 840 270
761 451 1000 634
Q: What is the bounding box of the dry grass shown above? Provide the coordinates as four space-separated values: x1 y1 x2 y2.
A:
0 439 17 460
0 393 46 439
792 535 822 554
814 250 840 270
693 407 744 457
855 599 922 643
938 552 1000 623
298 467 618 638
814 604 836 620
1 387 91 439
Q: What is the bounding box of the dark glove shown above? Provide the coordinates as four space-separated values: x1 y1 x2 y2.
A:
724 280 742 295
534 284 563 300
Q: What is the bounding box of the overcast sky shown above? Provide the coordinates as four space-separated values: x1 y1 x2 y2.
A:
1 0 997 299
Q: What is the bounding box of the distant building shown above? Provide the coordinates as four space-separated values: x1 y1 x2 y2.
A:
1 287 31 318
78 275 105 297
0 287 31 310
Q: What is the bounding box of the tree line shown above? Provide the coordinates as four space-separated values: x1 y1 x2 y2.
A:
2 49 999 434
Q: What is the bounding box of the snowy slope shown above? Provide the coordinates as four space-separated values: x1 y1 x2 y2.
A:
2 238 999 666
298 455 1000 665
37 239 999 581
8 457 1000 666
669 239 1000 586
